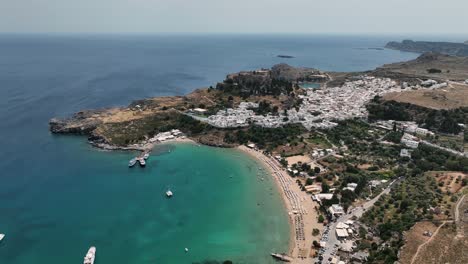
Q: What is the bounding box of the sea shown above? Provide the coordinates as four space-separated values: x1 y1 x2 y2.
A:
0 34 425 264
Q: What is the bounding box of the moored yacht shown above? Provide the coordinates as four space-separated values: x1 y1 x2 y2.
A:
128 158 137 167
138 158 146 167
143 153 150 160
83 246 96 264
166 189 173 197
0 234 5 242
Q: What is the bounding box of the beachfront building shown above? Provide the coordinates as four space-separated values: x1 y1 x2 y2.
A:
304 184 322 193
149 130 184 143
312 193 334 203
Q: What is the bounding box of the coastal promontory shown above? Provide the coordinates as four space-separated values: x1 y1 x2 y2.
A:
386 39 468 56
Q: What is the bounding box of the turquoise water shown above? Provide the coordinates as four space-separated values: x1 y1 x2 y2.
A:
1 139 289 263
0 34 421 263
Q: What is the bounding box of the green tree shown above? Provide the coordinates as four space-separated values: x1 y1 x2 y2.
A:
318 215 325 223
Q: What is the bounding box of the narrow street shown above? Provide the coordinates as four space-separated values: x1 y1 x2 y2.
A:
318 179 399 263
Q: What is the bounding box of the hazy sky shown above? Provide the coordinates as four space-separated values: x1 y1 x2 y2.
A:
1 0 467 34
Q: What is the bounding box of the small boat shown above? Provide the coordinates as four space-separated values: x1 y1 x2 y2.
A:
0 234 5 242
128 158 137 167
143 153 150 160
184 248 189 252
271 253 292 262
166 190 173 198
83 246 96 264
138 158 146 167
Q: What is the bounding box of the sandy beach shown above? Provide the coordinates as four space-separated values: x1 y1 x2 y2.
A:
239 145 323 264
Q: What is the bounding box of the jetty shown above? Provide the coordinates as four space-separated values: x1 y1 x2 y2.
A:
129 151 150 168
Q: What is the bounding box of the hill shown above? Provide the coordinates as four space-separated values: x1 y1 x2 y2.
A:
386 40 468 57
216 64 329 96
373 52 468 81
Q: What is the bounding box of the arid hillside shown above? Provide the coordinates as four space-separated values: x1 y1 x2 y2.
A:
383 83 468 110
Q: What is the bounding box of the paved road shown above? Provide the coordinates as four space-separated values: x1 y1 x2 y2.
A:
421 140 468 158
317 179 398 263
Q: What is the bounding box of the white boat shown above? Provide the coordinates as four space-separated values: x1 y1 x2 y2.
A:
166 190 173 198
143 153 150 160
128 158 137 167
0 234 5 242
138 158 146 167
83 246 96 264
184 247 189 252
271 253 292 262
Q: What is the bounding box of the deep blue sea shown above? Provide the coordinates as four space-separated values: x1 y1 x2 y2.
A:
0 34 421 264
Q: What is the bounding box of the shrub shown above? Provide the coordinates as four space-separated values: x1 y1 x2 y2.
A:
427 68 442 74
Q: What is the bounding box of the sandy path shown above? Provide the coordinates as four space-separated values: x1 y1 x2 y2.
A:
411 194 466 264
239 146 323 264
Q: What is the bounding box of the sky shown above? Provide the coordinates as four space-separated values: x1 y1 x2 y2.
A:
1 0 467 34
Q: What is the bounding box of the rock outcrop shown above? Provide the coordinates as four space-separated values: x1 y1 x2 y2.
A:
216 64 329 96
49 110 104 134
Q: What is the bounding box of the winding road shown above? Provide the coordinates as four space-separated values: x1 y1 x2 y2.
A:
318 179 399 263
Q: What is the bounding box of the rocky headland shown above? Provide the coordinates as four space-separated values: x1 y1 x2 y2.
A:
386 40 468 57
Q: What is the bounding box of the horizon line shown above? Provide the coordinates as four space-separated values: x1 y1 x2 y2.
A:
0 31 466 37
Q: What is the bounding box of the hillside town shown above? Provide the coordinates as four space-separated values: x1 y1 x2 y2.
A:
205 76 411 130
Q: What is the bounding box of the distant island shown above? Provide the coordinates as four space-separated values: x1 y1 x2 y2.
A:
277 55 295 58
386 39 468 56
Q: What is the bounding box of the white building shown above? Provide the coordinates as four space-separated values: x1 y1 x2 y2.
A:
329 204 345 217
312 193 334 202
401 138 419 149
421 79 437 87
343 182 358 192
193 108 208 114
336 228 349 239
415 127 434 136
400 149 411 158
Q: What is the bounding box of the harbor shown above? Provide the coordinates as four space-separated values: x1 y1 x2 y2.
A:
128 151 150 168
